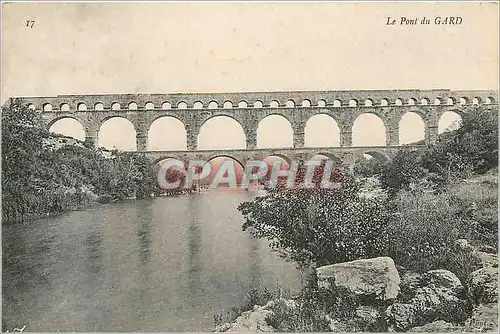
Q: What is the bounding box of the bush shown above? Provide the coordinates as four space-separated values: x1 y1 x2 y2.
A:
238 176 390 269
381 189 483 282
381 107 498 196
380 149 429 196
1 99 160 223
354 155 385 178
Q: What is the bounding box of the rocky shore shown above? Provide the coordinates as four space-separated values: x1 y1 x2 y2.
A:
214 244 498 332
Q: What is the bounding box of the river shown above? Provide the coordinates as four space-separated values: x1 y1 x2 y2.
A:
2 190 302 332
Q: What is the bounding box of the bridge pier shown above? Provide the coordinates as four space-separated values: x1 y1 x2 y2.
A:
340 131 353 147
386 129 399 146
136 134 148 151
293 132 305 148
246 134 257 149
426 126 439 144
84 135 97 149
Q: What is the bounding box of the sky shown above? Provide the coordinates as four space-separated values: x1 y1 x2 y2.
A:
2 1 498 151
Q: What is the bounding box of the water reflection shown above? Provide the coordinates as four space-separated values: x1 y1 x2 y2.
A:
2 192 301 331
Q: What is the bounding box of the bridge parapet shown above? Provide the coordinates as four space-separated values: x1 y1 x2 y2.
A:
15 89 498 112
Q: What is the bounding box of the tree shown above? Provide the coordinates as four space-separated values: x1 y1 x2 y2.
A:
238 175 389 269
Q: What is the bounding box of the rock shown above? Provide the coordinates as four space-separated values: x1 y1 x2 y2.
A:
386 270 470 331
475 251 498 268
455 239 474 252
423 269 465 296
399 272 423 301
467 266 498 305
477 245 497 254
214 305 275 332
408 320 464 332
464 303 498 332
316 257 400 303
354 306 386 331
386 303 418 331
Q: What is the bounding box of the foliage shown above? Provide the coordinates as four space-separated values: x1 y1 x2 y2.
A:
238 175 390 269
380 189 484 282
1 98 160 223
354 155 385 178
381 106 498 195
423 106 498 178
380 149 429 196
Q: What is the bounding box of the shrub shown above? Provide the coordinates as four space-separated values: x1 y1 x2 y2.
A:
354 155 385 178
381 189 483 282
380 149 429 196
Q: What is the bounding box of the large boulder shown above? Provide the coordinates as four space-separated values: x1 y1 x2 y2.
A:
467 266 498 305
316 257 400 303
386 270 470 331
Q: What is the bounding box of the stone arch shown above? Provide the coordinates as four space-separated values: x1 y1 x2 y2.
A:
28 103 36 110
485 96 495 105
254 100 263 108
434 98 442 105
352 113 386 146
97 116 137 151
446 97 456 105
60 103 70 112
48 117 86 141
94 102 104 111
111 102 121 110
304 114 340 147
208 101 218 109
203 155 247 188
399 112 425 145
333 99 342 107
420 98 429 105
162 102 172 109
309 152 343 165
206 155 245 170
77 102 87 111
302 99 311 107
349 99 358 107
459 97 469 105
317 99 326 107
380 99 389 106
395 98 403 106
148 115 187 151
263 154 292 166
438 111 462 134
193 101 204 109
257 114 293 148
153 156 189 167
198 115 246 150
408 98 416 106
269 100 280 108
238 101 248 108
223 101 233 109
177 101 187 109
145 101 155 110
472 97 481 105
43 103 53 111
364 99 373 107
286 99 295 108
128 102 138 110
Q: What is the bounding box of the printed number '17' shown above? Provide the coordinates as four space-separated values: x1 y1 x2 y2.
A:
26 20 35 28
